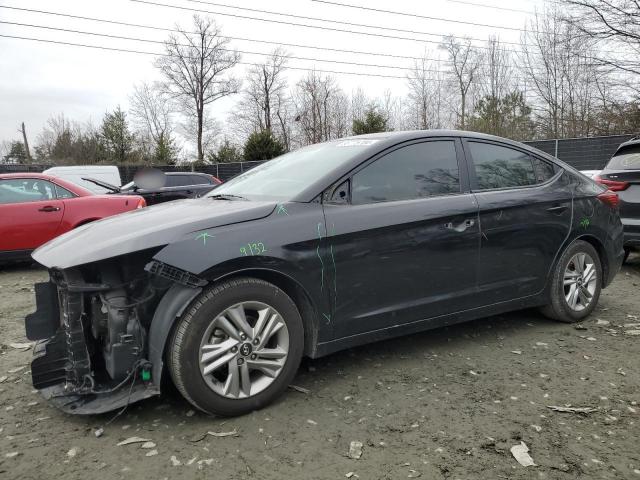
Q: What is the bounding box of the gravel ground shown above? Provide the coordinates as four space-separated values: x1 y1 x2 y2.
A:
0 256 639 480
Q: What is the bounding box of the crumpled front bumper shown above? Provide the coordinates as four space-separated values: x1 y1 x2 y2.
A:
26 276 158 415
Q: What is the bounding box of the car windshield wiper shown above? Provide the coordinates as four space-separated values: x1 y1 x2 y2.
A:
208 193 248 201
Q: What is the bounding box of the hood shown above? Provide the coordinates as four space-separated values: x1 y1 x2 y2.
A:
33 198 276 268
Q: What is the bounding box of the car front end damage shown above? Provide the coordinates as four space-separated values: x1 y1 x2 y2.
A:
25 253 205 414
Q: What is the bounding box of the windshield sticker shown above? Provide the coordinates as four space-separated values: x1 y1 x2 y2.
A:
335 139 379 147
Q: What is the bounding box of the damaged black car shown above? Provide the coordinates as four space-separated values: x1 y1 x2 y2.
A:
26 131 625 416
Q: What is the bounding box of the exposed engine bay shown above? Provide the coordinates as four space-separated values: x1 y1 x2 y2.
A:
25 251 205 414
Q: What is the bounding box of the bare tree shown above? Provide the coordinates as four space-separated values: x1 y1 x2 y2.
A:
293 71 348 146
563 0 640 78
520 5 604 137
441 36 482 130
406 52 453 130
232 49 291 149
480 36 513 101
155 15 240 162
130 82 177 163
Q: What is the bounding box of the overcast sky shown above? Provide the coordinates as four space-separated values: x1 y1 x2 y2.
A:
0 0 547 149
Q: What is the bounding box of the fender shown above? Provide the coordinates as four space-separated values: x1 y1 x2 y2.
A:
148 283 202 387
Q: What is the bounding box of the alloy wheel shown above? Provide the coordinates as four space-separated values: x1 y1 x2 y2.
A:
198 301 289 399
563 252 597 312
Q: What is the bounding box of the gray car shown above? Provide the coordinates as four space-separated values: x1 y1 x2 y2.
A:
594 139 640 261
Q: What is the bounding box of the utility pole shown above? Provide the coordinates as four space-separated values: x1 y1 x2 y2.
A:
21 122 32 163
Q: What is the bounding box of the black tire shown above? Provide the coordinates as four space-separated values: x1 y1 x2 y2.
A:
540 240 602 323
168 277 304 416
623 248 631 264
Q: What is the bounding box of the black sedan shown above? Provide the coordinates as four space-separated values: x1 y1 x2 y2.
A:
85 171 222 205
26 130 624 416
594 138 640 261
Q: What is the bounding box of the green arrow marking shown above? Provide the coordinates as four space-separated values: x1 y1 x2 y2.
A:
276 204 289 216
195 232 214 245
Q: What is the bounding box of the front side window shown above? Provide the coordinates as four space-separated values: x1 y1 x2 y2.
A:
351 141 460 205
468 142 537 190
0 179 55 204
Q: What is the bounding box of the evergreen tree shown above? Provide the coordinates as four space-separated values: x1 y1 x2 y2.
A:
101 106 134 163
2 141 27 164
208 139 243 163
468 91 535 141
243 130 286 161
352 106 389 135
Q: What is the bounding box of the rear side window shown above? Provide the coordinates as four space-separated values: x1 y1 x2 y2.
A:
55 184 76 199
189 175 210 185
468 142 536 190
532 158 556 183
165 175 190 187
352 140 460 204
607 145 640 170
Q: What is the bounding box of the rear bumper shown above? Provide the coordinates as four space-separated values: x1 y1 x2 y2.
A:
621 217 640 247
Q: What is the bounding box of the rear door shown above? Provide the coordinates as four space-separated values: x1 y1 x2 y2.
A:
463 139 572 304
0 178 64 252
323 138 481 338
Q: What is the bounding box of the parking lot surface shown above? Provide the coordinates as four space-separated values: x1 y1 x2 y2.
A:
1 257 639 479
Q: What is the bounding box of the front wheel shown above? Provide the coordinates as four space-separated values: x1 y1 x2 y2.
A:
540 240 602 323
168 277 304 416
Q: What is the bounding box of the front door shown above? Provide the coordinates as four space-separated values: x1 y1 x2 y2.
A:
322 139 481 339
0 178 64 252
464 139 572 304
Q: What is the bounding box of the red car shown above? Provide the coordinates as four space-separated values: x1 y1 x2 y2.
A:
0 173 146 262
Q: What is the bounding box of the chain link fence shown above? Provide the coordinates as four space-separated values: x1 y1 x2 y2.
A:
1 134 635 178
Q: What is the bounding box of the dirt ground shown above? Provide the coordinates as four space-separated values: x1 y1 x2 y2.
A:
0 257 639 480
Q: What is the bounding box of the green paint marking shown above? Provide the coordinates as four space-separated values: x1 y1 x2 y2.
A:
195 232 214 245
322 313 331 324
316 223 325 291
580 218 590 229
330 244 337 300
276 204 289 216
241 242 266 256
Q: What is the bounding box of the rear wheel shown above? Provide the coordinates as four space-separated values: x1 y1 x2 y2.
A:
623 247 631 264
540 240 602 323
168 277 304 416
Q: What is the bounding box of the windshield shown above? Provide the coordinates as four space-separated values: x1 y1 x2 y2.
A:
207 139 381 201
607 146 640 170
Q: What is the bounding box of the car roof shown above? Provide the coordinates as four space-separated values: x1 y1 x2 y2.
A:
0 172 94 196
614 138 640 155
165 171 209 176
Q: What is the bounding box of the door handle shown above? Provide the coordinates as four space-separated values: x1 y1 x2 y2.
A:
445 218 475 232
546 205 568 214
38 206 60 212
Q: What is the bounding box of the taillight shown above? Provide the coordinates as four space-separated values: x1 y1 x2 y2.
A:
594 175 629 191
136 197 146 209
597 190 619 209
